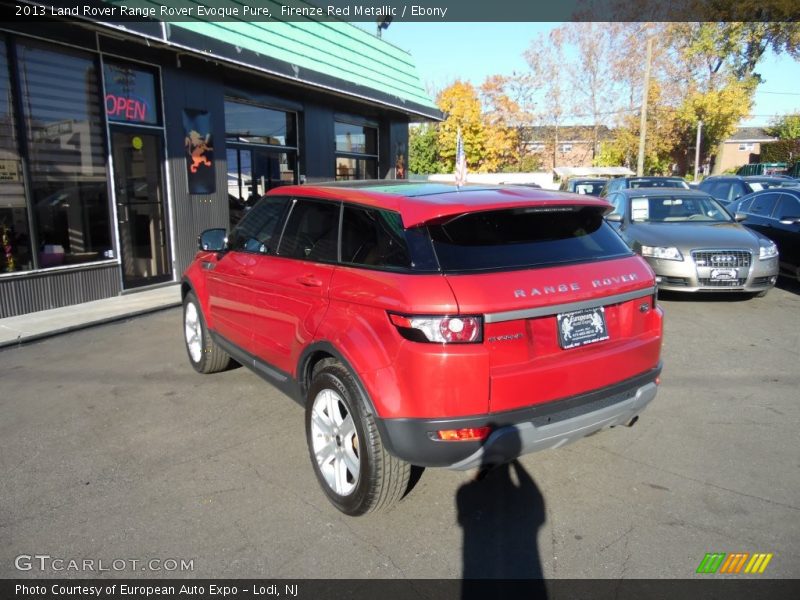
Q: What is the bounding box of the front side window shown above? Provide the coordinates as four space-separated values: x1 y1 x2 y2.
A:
227 196 290 254
341 205 411 269
335 121 377 181
18 41 112 268
428 206 632 273
277 199 340 262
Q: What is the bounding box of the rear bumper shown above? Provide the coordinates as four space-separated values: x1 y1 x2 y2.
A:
376 364 661 469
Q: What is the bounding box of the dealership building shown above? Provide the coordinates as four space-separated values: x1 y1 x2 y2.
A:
0 6 439 317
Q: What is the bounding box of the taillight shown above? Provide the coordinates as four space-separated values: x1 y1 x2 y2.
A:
389 313 483 343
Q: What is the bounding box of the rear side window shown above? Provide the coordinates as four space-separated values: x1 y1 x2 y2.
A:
428 206 632 273
278 199 340 262
749 193 779 217
341 205 411 269
775 194 800 219
228 196 290 254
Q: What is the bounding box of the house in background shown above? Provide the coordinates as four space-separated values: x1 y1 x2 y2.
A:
714 127 778 174
524 125 614 170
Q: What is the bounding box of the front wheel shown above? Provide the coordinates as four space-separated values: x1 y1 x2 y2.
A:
305 362 410 516
183 291 232 374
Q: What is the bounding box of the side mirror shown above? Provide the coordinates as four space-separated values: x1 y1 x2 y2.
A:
198 228 227 252
605 213 623 223
734 212 747 222
778 215 800 225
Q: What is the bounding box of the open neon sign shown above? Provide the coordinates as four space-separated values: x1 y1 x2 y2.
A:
105 94 148 122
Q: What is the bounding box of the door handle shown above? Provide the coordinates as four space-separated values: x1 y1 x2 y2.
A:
237 268 253 276
297 275 323 287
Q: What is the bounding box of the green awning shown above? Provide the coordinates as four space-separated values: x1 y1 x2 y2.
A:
100 0 441 119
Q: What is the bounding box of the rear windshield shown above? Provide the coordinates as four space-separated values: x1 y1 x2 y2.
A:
573 181 606 196
629 178 688 189
428 206 632 273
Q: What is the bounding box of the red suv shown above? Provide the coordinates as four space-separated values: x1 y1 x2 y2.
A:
182 182 663 515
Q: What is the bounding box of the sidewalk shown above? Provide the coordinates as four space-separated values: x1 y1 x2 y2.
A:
0 284 182 349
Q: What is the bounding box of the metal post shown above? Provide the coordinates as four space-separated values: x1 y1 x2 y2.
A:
694 120 703 182
637 38 653 177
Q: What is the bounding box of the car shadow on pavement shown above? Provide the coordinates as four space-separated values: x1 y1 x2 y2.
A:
457 427 548 598
776 276 800 296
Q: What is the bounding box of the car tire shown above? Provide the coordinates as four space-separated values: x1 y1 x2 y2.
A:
305 361 410 516
183 291 232 374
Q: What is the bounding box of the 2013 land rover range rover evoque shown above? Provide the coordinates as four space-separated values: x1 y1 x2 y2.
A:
182 182 664 515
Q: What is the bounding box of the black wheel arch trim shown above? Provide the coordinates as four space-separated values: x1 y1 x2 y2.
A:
296 341 379 417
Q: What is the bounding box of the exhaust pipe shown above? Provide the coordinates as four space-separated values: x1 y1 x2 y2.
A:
624 415 639 428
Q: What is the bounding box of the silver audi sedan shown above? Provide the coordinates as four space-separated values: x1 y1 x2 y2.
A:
604 189 779 296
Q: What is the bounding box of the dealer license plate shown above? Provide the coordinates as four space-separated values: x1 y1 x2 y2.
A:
711 268 737 280
556 306 609 350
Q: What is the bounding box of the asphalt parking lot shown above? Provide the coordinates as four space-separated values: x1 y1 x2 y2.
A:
1 280 799 580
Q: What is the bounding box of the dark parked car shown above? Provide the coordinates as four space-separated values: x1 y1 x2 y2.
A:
698 176 754 205
558 177 607 196
604 189 778 295
728 188 800 282
601 176 690 197
742 176 800 192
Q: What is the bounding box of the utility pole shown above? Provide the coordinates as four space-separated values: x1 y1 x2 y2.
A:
637 37 653 176
693 120 703 182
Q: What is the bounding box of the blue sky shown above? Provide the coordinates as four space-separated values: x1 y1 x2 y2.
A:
372 22 800 127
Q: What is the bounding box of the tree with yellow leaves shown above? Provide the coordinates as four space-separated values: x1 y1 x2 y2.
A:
436 80 518 173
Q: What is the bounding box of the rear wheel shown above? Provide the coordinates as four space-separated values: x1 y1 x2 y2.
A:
183 291 232 374
305 361 410 515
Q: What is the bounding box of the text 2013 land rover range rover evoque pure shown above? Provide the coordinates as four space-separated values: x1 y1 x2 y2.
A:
182 182 664 515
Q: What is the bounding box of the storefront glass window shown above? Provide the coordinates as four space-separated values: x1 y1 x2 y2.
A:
335 157 377 181
1 39 33 273
335 122 377 154
103 61 160 126
334 121 377 181
224 100 296 146
224 99 297 230
17 41 112 267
